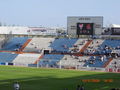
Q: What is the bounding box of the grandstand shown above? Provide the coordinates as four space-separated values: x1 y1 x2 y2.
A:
0 36 119 73
0 37 117 73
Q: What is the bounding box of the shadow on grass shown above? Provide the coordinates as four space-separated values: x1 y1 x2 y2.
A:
0 71 120 90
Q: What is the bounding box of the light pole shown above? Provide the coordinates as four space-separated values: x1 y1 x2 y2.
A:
37 60 39 68
59 60 61 69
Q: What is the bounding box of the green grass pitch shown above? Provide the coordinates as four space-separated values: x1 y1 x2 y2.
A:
0 66 120 90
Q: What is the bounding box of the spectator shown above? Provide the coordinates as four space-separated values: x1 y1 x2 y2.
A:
13 82 20 90
101 56 104 62
80 84 85 90
76 85 80 90
64 88 68 90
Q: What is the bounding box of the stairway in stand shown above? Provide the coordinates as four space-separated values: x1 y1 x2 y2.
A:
79 40 92 53
19 39 32 51
103 58 113 68
34 54 44 64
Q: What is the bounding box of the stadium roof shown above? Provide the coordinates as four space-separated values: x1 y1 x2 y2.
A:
110 24 120 28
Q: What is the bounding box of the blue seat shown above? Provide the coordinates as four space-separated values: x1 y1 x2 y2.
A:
39 54 64 66
1 37 29 51
0 52 18 63
101 39 120 48
49 38 78 52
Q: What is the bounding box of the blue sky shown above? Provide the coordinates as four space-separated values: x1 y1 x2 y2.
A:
0 0 120 27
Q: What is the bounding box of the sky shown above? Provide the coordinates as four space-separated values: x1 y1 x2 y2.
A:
0 0 120 27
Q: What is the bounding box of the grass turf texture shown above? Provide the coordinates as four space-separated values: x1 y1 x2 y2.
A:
0 66 120 90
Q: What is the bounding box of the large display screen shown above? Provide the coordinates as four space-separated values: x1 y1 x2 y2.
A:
77 23 94 35
111 28 120 35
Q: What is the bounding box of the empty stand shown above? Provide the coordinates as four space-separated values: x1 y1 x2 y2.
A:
23 37 54 52
1 37 29 51
0 52 18 63
13 53 42 65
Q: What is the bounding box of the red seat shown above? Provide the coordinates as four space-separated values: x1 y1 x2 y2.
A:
117 69 120 72
109 68 113 72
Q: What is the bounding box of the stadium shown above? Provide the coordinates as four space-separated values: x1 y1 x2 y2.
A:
0 16 120 90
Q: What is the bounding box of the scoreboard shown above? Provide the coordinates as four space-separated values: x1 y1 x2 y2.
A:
77 23 93 35
67 16 103 36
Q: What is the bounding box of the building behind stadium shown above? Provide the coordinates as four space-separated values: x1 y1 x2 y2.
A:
0 26 66 36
